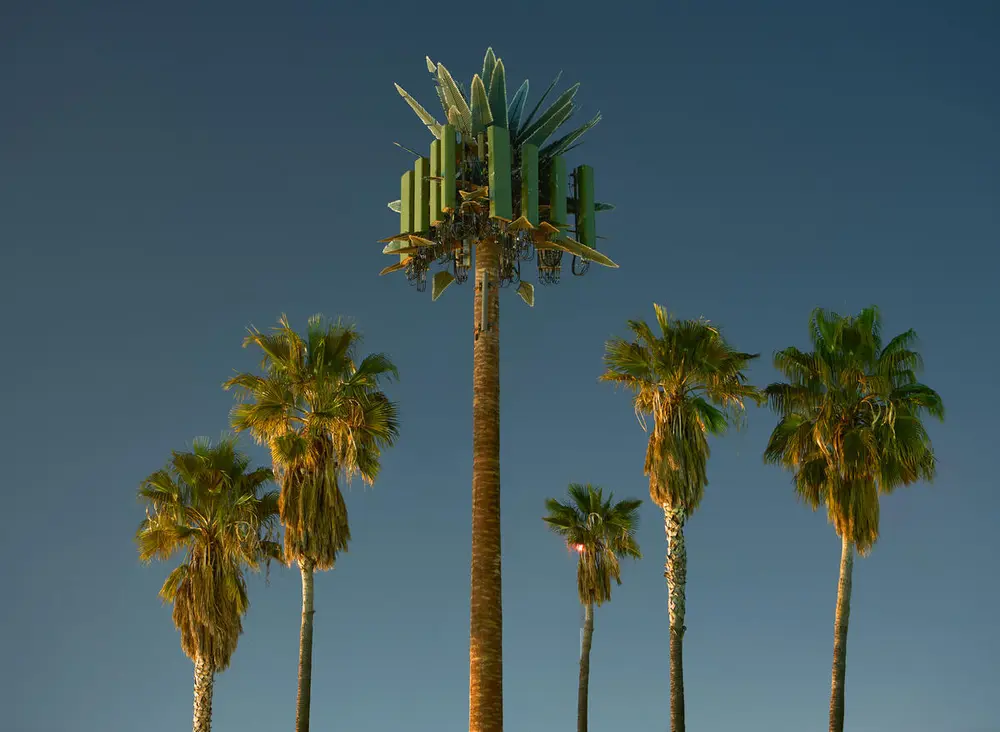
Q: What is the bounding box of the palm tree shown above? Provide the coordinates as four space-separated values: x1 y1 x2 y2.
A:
223 314 399 732
384 50 618 732
543 484 642 732
136 437 279 732
601 304 758 732
763 306 943 732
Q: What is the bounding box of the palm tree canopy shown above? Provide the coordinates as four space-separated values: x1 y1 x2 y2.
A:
601 304 760 511
763 306 944 554
224 314 400 569
543 484 642 606
391 47 609 208
136 437 279 670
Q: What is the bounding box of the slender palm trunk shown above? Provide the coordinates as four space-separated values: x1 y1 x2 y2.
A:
192 656 214 732
829 536 854 732
469 241 503 732
663 505 687 732
296 557 316 732
577 603 595 732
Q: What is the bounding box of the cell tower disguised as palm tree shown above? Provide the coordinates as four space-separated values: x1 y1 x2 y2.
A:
381 49 617 732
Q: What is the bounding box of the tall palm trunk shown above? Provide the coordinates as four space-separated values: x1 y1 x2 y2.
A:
577 603 595 732
469 241 503 732
829 536 854 732
663 505 687 732
296 557 316 732
192 656 214 732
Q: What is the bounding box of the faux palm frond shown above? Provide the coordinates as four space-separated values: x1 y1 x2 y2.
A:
518 71 563 138
506 80 530 135
470 74 493 136
393 84 443 139
488 59 508 129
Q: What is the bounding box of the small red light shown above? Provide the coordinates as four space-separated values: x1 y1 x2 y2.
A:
573 544 585 553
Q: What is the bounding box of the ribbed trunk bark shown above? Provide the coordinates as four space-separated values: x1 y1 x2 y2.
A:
296 557 316 732
828 536 854 732
192 656 214 732
469 241 503 732
577 603 595 732
664 505 687 732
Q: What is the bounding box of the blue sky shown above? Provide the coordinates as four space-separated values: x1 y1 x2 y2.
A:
2 2 997 731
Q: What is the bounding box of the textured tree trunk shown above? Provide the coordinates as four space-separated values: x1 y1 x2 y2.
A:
577 603 595 732
192 656 214 732
296 557 316 732
664 505 687 732
469 241 503 732
829 536 854 732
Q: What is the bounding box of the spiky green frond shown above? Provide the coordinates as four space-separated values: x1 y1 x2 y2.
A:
470 74 493 137
225 315 400 569
602 306 760 511
136 438 277 670
436 63 471 135
543 484 642 607
488 59 508 130
507 79 529 135
481 47 497 93
763 306 944 554
539 112 601 160
518 71 563 138
516 83 579 146
394 83 443 139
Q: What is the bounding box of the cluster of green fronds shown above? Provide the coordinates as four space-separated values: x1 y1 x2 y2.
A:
543 484 642 607
601 304 760 512
224 315 400 570
398 48 600 161
136 437 279 670
763 307 944 554
391 48 611 215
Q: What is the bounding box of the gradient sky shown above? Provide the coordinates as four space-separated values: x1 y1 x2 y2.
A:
3 2 998 731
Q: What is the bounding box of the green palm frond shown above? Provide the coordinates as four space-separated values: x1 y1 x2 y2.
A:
602 305 759 510
488 59 508 130
763 306 943 554
394 83 443 139
391 52 610 261
481 47 497 92
137 438 277 670
226 315 400 569
515 83 580 146
518 70 563 138
539 112 601 160
543 483 642 606
436 63 471 135
470 74 493 137
506 79 530 135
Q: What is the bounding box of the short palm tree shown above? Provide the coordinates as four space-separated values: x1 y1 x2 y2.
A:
543 484 641 732
136 437 278 732
601 304 758 732
763 306 943 732
223 314 400 732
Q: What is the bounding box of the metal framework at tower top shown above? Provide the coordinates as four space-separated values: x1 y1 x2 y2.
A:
379 50 618 303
